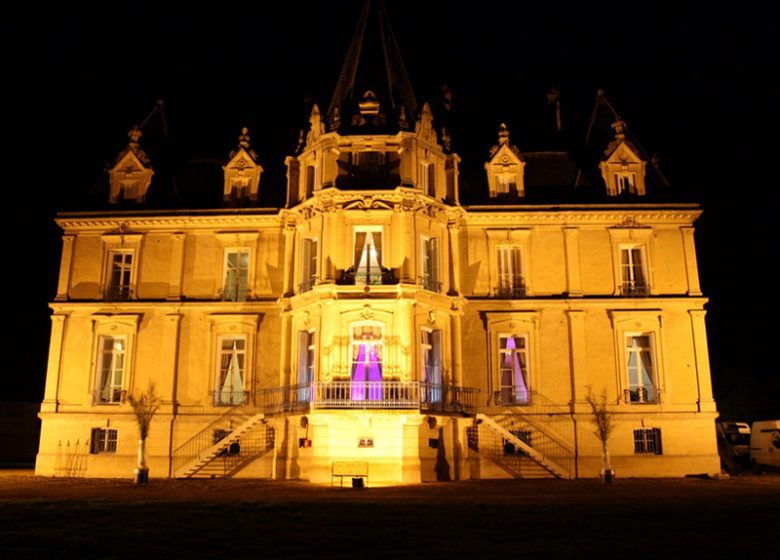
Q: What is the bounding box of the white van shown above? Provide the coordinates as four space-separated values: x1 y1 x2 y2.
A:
750 420 780 472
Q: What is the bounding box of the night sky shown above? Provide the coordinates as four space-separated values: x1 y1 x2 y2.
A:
4 1 776 419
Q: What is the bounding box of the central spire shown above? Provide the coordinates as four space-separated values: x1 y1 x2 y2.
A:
328 0 418 133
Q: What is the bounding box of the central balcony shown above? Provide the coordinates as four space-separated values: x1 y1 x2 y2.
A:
257 381 478 414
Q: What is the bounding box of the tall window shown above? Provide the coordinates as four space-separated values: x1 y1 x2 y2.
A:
351 324 383 401
224 249 249 301
95 335 126 404
106 251 133 300
615 172 636 194
625 334 657 403
420 162 435 196
297 330 315 402
300 238 318 292
498 334 530 405
354 228 383 285
90 428 118 454
216 337 246 405
620 246 648 296
496 246 524 298
421 329 443 403
421 237 440 292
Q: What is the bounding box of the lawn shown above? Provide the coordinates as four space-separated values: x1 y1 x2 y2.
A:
1 473 778 558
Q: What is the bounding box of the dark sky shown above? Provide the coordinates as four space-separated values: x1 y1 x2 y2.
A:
3 1 776 418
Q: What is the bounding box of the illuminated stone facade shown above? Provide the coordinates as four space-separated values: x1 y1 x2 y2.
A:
36 3 719 482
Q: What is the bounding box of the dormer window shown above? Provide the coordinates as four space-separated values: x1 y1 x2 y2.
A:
223 128 263 204
485 124 525 198
600 119 647 196
108 127 154 205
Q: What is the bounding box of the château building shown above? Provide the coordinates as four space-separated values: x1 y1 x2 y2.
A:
36 1 719 482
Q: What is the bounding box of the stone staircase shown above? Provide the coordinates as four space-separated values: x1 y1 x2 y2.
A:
173 410 269 478
470 413 574 479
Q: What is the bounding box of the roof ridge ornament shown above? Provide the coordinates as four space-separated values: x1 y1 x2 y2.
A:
611 118 626 141
230 127 258 161
498 123 510 145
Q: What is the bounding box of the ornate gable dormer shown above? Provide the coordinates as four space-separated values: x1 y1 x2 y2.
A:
108 126 154 205
223 127 263 204
599 118 647 196
485 123 526 198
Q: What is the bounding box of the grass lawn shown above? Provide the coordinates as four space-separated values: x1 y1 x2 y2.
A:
1 473 778 558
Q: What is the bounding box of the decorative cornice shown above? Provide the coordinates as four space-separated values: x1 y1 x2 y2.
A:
56 213 281 233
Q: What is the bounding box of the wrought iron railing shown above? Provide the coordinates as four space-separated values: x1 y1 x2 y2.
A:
298 276 318 293
256 381 478 414
620 281 650 297
92 389 127 405
336 267 399 286
493 281 526 299
211 391 250 407
494 388 532 406
171 406 257 475
624 387 658 404
105 285 132 301
418 275 443 294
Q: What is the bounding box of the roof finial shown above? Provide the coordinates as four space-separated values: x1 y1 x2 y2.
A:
238 127 251 149
128 125 142 148
498 123 510 145
611 118 626 140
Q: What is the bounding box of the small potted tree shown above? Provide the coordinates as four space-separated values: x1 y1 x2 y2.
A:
586 386 616 484
128 382 161 484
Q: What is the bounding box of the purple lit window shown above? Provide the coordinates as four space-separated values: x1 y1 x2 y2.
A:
351 325 383 400
499 335 529 404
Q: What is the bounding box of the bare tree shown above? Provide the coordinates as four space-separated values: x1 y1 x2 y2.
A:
128 382 161 483
586 385 616 483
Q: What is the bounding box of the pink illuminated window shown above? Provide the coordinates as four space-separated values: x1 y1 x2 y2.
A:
498 334 529 405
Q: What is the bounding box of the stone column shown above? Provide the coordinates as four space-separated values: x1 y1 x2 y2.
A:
447 219 461 295
681 227 702 296
282 222 296 296
564 227 583 297
566 310 587 411
167 234 185 300
689 309 716 412
55 236 74 301
41 314 67 413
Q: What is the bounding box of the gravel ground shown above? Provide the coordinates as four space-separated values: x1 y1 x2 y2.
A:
1 472 778 559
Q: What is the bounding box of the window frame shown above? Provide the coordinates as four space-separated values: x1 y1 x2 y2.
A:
222 248 251 302
420 236 441 293
94 334 128 405
619 244 650 296
90 428 118 454
485 230 531 297
608 229 653 297
609 310 665 407
299 237 318 293
349 321 384 382
353 226 384 286
105 250 134 301
485 312 539 407
90 314 139 406
215 233 258 301
624 332 659 404
497 333 531 405
633 427 663 455
208 314 258 408
215 334 249 406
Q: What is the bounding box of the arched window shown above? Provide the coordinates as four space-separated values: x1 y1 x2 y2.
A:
350 323 383 400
